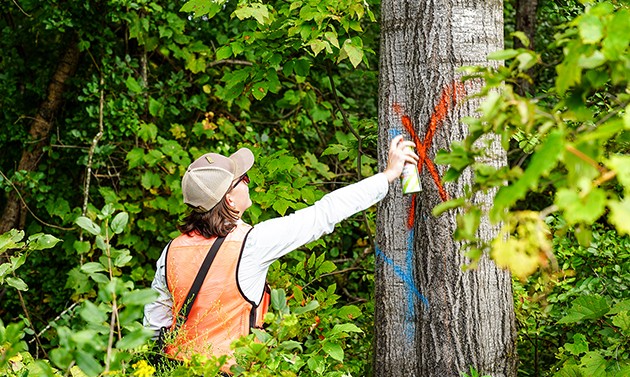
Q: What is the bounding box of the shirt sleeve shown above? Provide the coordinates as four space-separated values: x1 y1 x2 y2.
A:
238 173 390 303
143 244 174 337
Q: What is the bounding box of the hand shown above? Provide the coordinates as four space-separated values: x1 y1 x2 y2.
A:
383 135 420 183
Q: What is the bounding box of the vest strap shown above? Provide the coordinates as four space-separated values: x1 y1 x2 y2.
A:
175 236 226 329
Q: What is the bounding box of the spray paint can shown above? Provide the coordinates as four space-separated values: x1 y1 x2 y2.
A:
401 147 422 194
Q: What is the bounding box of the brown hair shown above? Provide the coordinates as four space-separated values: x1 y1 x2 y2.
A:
178 196 240 238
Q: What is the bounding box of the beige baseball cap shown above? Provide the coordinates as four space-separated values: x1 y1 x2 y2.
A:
182 148 254 212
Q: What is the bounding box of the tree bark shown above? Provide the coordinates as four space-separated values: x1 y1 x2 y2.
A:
515 0 538 50
375 1 517 376
0 38 80 234
515 0 539 95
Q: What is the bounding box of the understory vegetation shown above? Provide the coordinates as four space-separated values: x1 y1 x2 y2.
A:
1 0 629 376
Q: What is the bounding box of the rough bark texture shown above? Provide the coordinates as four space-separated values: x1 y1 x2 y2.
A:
375 1 517 376
0 39 80 234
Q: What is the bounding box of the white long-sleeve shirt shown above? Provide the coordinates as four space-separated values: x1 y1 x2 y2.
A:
143 173 390 334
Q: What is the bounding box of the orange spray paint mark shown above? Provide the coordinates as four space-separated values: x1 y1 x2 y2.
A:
407 195 416 230
394 81 467 205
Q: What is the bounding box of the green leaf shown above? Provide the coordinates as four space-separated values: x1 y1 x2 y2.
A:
272 198 291 216
0 229 25 253
307 355 325 374
215 45 232 61
126 148 145 169
114 250 132 267
564 333 589 356
609 199 630 236
322 341 344 361
340 38 363 68
90 273 110 284
121 288 158 307
556 187 606 224
125 77 143 93
294 59 310 77
487 49 519 60
316 260 336 275
10 253 26 270
609 299 630 315
81 262 106 274
578 50 606 69
580 119 624 142
293 300 319 315
76 217 101 236
491 130 564 221
329 323 363 336
511 31 530 47
116 327 153 349
180 0 224 18
454 208 481 240
556 42 582 94
28 233 61 250
602 9 630 60
324 32 339 48
251 81 268 100
80 300 108 324
141 171 162 189
558 295 609 324
309 39 329 56
0 263 10 278
138 123 158 143
75 350 103 377
233 3 271 25
517 52 537 71
607 155 630 191
577 14 603 44
553 365 584 377
148 97 164 117
580 352 607 377
6 276 28 291
279 340 303 352
612 311 630 336
110 212 129 234
271 289 287 311
337 305 362 320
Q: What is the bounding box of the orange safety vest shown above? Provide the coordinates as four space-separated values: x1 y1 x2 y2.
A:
163 223 270 369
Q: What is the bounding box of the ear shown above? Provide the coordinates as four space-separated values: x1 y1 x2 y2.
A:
225 193 236 207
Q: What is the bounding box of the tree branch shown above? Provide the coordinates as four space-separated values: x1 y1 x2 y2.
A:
82 74 105 216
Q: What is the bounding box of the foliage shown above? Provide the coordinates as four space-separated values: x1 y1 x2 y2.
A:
434 0 630 280
515 223 630 376
1 0 380 375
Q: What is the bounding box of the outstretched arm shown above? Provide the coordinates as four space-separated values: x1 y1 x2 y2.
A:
238 137 419 303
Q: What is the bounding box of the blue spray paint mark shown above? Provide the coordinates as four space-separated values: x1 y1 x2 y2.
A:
388 128 402 139
376 228 429 340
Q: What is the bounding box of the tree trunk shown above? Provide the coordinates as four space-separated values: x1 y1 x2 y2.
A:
375 1 517 377
515 0 538 95
0 38 80 234
515 0 538 50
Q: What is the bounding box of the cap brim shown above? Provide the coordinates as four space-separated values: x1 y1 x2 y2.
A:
230 148 254 177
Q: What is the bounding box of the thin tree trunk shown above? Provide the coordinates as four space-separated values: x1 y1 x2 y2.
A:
515 0 538 50
375 1 517 376
0 38 80 234
515 0 539 95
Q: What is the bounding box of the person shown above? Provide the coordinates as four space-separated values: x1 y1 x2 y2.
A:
143 135 419 373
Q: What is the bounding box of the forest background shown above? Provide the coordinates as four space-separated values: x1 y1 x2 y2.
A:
0 0 629 376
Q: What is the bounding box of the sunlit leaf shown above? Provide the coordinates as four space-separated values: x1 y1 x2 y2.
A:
76 217 101 236
6 276 28 291
110 212 129 234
